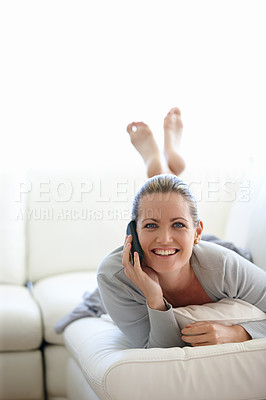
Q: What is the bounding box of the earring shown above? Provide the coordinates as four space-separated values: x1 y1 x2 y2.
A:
194 238 199 245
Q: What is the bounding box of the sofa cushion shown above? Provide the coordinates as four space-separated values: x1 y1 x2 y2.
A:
33 272 97 344
64 317 266 400
225 158 266 271
0 351 44 400
172 298 266 329
44 345 70 399
0 284 42 351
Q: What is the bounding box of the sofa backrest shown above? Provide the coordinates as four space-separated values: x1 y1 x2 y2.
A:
26 167 146 282
224 158 266 271
0 172 26 285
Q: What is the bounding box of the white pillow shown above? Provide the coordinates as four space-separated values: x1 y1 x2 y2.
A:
172 298 266 329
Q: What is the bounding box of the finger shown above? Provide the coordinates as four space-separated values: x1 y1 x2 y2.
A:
122 235 129 255
122 235 132 257
191 342 213 347
133 251 142 270
122 242 133 267
123 234 132 250
181 322 210 336
182 333 209 345
124 234 132 245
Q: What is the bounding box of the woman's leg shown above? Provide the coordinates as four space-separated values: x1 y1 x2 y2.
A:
127 121 171 178
163 107 185 176
127 107 185 178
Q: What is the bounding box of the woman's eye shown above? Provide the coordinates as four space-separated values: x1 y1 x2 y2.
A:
145 223 157 229
173 222 185 228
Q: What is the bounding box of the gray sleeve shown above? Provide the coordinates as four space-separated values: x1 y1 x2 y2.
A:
97 253 183 349
223 251 266 339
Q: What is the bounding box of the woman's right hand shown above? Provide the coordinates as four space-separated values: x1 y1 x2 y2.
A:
122 235 167 311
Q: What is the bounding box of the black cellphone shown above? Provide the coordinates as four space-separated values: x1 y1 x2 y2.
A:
126 220 144 265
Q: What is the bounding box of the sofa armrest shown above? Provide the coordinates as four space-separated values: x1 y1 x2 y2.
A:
64 317 266 400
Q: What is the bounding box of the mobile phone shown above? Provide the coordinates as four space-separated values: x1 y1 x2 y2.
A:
126 220 144 265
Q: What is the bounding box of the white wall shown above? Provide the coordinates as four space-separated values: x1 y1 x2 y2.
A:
1 0 265 173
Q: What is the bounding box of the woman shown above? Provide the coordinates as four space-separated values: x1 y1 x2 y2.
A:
97 108 266 348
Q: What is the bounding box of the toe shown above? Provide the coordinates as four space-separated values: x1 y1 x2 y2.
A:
170 107 181 115
127 122 135 133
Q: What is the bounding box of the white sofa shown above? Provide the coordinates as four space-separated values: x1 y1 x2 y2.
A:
0 167 146 400
0 160 266 400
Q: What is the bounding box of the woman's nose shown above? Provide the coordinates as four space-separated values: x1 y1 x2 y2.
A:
156 228 173 243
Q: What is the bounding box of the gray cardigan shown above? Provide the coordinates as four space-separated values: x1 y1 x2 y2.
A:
97 241 266 348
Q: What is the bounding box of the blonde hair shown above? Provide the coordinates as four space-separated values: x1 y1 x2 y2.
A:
131 174 199 227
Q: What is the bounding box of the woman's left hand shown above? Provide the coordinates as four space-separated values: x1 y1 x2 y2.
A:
181 322 251 346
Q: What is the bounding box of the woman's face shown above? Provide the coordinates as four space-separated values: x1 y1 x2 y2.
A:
136 192 203 275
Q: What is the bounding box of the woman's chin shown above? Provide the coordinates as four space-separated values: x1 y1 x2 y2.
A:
146 253 182 272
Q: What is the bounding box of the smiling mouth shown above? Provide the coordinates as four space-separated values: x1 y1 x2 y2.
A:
152 249 180 256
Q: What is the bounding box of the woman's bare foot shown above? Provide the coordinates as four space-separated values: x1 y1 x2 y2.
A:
127 122 170 177
164 107 185 175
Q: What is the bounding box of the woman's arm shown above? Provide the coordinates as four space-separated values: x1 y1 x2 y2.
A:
183 247 266 345
181 321 251 346
97 246 184 348
224 250 266 339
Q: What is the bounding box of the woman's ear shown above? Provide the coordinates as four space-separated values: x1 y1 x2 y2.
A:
194 220 203 244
